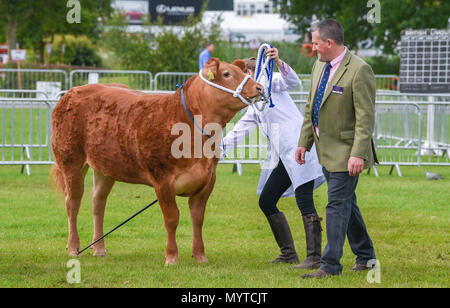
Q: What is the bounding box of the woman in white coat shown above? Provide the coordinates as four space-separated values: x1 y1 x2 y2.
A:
222 48 325 269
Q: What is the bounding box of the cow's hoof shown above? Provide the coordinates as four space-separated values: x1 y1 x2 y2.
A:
93 250 107 257
164 257 178 266
193 255 208 264
92 243 107 257
68 251 79 257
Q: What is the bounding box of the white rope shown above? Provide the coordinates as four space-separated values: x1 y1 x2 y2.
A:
253 43 274 112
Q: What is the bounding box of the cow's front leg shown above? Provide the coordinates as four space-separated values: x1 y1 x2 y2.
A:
188 172 216 264
155 182 179 265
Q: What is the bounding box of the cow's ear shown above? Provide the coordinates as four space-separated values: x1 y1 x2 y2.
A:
232 59 246 72
204 57 220 80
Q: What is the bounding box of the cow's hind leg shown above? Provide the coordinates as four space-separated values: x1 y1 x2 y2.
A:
188 173 216 264
91 169 115 257
64 164 89 256
154 182 180 265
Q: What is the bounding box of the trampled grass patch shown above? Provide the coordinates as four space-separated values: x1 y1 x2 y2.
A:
0 164 448 288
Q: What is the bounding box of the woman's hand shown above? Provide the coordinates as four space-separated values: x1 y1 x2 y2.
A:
266 47 283 67
295 147 307 165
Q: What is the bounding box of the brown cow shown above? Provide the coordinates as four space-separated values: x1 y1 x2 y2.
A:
51 58 263 265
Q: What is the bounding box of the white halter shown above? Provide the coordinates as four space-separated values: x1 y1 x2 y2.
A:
198 69 255 106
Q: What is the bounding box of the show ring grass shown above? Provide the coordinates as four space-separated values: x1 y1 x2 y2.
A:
0 164 448 288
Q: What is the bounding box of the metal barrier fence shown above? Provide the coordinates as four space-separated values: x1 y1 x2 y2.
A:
151 73 399 92
296 74 399 92
152 73 399 93
0 89 49 99
153 72 197 91
153 72 312 92
70 70 153 90
0 97 58 175
0 68 400 92
290 92 450 175
1 89 448 176
287 92 450 176
0 69 69 92
374 92 450 174
374 75 399 91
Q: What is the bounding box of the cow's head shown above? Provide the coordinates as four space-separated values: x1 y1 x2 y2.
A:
200 57 263 111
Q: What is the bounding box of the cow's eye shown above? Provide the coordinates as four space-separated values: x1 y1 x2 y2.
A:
223 72 230 77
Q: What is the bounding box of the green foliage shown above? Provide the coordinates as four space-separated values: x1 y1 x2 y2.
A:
1 0 112 63
103 13 316 75
269 41 316 74
274 0 373 51
0 164 449 287
371 0 450 54
103 13 222 74
212 41 316 74
50 35 102 67
209 41 253 64
364 55 400 75
274 0 450 55
0 20 5 43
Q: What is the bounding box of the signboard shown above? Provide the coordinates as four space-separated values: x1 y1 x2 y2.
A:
36 81 62 99
11 49 26 61
399 29 450 93
149 0 204 24
0 44 8 55
88 72 99 84
207 0 233 11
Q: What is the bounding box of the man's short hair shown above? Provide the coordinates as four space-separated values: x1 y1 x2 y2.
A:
311 19 344 45
205 42 214 48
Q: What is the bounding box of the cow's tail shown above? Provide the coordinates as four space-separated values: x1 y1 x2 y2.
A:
50 90 73 196
50 164 66 195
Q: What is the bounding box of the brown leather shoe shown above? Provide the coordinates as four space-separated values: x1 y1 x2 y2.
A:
301 268 330 279
352 263 369 271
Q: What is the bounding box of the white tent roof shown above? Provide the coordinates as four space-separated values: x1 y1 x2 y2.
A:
203 11 300 42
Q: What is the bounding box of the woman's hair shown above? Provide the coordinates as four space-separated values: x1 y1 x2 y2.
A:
244 57 257 74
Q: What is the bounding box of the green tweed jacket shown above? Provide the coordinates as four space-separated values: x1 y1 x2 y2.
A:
298 50 378 172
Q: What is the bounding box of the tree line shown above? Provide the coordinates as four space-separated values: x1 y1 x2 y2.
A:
0 0 448 72
274 0 449 54
0 0 112 63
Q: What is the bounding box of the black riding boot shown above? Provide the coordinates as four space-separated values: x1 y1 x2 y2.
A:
267 212 299 264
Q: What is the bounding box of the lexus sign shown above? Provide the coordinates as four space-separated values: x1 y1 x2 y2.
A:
149 0 204 24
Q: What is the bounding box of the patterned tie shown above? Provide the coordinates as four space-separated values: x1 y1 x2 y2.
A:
312 62 332 128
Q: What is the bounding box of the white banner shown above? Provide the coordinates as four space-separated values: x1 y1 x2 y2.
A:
11 49 26 61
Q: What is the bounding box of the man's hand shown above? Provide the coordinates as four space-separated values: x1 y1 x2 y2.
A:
348 156 364 176
295 147 307 165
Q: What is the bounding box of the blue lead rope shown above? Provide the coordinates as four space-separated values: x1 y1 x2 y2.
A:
176 83 212 139
255 44 275 108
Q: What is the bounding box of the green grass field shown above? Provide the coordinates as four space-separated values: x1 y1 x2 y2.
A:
0 164 448 288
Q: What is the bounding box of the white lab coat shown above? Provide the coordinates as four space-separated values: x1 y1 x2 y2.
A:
222 64 325 197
